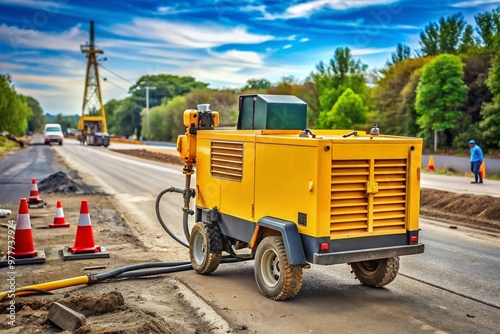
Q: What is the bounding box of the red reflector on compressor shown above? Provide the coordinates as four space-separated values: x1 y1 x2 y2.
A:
410 236 418 243
320 243 329 251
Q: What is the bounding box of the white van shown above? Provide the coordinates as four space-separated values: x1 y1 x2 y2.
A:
44 123 64 145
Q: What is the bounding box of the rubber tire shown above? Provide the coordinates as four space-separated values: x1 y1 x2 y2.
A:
59 142 63 145
350 257 400 288
189 222 222 274
254 236 303 301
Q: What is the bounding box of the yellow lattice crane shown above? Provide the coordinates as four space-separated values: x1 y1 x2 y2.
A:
77 20 110 147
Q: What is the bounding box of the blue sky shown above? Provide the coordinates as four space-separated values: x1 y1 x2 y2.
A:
0 0 499 116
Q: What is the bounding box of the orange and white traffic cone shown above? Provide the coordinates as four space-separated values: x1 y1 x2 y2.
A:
27 178 43 207
69 200 100 253
48 201 70 228
62 200 109 261
427 156 435 171
9 198 38 258
0 199 45 266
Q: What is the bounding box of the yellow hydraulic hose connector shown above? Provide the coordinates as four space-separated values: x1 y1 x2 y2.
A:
0 275 90 301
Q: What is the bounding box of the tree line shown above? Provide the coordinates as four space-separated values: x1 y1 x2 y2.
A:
0 74 48 136
3 7 499 152
104 7 500 152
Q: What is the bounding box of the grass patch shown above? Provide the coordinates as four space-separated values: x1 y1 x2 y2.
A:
0 137 19 156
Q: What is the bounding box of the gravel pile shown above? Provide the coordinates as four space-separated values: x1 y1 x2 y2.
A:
38 171 98 194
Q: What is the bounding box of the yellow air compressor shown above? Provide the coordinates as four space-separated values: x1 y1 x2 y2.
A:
175 95 424 300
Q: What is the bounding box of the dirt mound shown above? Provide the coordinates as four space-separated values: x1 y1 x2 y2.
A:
111 149 183 165
0 292 174 333
420 188 500 231
60 291 125 317
38 171 99 194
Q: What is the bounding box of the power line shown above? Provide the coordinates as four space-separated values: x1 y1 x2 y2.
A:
100 63 134 85
102 78 127 91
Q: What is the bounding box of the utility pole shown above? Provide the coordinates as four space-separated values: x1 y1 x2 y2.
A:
139 86 156 137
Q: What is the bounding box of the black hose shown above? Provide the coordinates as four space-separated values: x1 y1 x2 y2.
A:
114 264 194 278
95 261 192 281
96 256 244 281
155 187 190 248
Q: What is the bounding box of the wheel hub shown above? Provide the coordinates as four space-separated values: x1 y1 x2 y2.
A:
261 249 281 287
192 232 207 265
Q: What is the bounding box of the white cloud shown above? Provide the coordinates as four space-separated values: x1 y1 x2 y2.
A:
451 0 500 7
0 23 85 52
300 38 310 42
350 47 394 56
241 5 267 12
208 49 264 65
111 18 274 49
249 0 401 20
283 44 292 49
0 62 27 70
0 0 68 10
156 6 175 14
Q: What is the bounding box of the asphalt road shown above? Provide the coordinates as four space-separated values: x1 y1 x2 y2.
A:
1 136 499 333
0 137 68 206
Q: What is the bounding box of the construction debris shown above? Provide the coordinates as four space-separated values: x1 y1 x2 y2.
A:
47 302 86 331
38 171 98 195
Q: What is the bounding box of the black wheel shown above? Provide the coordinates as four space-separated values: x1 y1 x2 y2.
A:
59 142 63 146
254 236 303 301
350 257 400 288
189 222 222 274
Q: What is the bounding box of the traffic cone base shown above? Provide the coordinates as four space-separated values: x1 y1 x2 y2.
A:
61 246 109 261
0 250 45 266
49 201 70 228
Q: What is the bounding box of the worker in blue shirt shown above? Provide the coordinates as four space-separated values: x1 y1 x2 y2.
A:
469 140 483 184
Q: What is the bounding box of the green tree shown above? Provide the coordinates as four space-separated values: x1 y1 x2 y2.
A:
107 97 142 137
419 13 475 56
317 88 367 129
388 43 411 66
130 74 208 108
0 74 32 136
372 57 433 136
26 96 45 132
140 104 168 141
242 78 271 91
107 74 209 137
164 95 188 142
54 114 77 133
311 47 369 128
398 68 423 136
209 90 239 126
419 22 440 56
479 35 500 148
415 54 468 150
475 7 500 50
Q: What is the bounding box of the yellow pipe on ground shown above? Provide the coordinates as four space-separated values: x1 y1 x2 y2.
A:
0 275 89 301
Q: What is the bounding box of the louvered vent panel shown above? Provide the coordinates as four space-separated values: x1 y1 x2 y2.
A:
211 141 243 181
330 160 369 236
373 159 407 232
